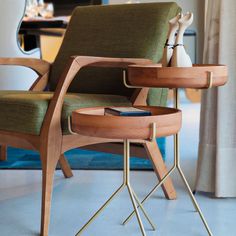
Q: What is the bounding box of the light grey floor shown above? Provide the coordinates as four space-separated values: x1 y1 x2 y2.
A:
0 102 236 236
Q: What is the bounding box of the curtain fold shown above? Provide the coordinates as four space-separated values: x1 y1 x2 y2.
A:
196 0 236 197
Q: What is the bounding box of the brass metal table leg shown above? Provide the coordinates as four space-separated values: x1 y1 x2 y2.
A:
122 88 213 236
75 139 156 236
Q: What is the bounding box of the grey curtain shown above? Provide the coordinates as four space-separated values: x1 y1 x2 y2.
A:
195 0 236 197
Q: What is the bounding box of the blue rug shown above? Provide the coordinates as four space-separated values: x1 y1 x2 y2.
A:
0 138 165 170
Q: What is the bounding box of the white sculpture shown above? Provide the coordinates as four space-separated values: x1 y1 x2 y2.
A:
171 12 194 67
161 13 182 67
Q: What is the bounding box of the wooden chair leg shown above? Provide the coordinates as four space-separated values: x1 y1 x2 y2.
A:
0 145 7 161
58 154 73 178
144 141 177 200
40 150 60 236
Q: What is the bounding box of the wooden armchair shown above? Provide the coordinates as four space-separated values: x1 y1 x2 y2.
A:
0 3 180 236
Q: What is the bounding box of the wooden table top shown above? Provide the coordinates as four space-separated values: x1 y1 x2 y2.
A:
127 64 228 89
71 106 182 140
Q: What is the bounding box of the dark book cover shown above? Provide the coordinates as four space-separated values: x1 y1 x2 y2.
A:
105 107 152 116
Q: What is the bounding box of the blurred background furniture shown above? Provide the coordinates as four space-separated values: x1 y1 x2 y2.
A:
45 0 102 16
21 0 102 56
20 16 69 54
0 3 180 235
0 0 40 90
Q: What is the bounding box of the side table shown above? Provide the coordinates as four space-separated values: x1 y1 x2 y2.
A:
123 64 228 235
71 106 182 236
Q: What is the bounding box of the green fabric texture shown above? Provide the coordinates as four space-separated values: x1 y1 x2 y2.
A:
49 2 181 106
0 91 131 135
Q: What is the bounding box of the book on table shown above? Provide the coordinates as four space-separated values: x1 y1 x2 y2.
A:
104 107 152 116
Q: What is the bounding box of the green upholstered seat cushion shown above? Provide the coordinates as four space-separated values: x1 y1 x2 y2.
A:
0 91 131 135
49 3 181 106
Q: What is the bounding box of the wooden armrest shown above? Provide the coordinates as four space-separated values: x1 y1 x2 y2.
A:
0 57 51 91
0 57 50 76
73 56 154 106
53 56 153 103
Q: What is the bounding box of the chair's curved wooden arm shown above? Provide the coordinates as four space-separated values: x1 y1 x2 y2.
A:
0 57 50 75
55 56 153 106
40 56 153 139
0 58 51 91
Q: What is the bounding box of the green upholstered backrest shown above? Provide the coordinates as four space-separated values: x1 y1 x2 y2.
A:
49 3 180 104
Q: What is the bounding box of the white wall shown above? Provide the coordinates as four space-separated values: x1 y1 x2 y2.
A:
0 0 39 90
109 0 205 63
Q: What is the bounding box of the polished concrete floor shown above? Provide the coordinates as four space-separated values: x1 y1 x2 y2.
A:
0 102 236 236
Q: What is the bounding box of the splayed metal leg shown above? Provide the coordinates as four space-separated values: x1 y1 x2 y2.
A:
75 139 155 236
122 89 213 236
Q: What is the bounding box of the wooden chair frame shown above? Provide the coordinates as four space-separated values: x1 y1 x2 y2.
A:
0 56 176 236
